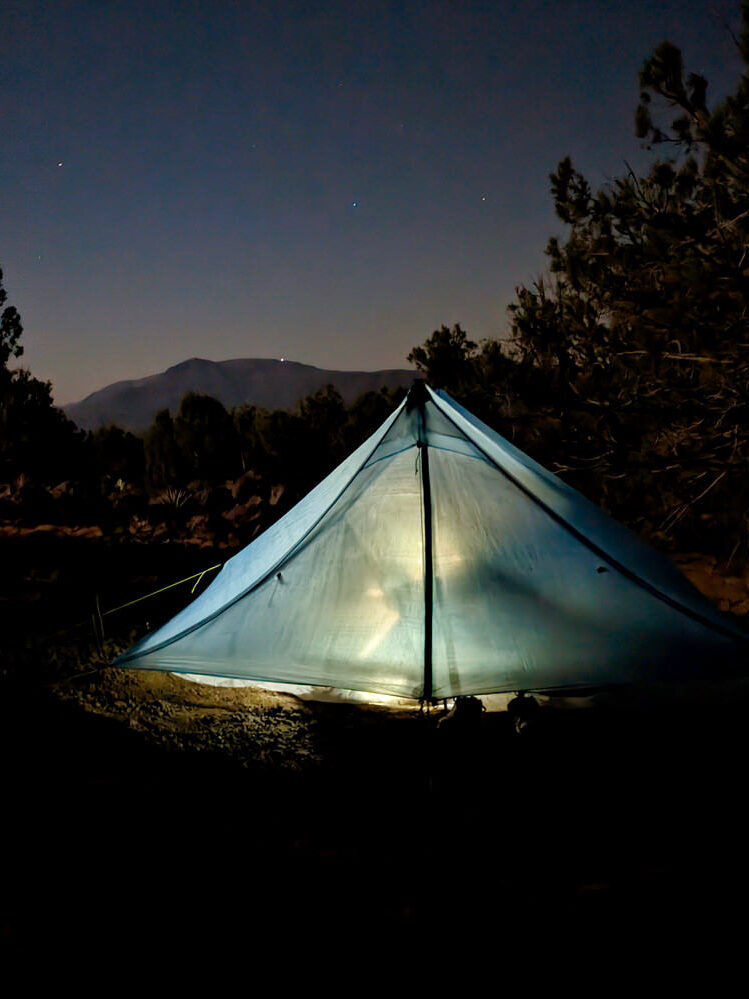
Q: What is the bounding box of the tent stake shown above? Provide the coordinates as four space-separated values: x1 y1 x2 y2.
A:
92 593 104 654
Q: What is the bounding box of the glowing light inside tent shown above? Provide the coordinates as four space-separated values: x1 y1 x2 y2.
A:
358 604 400 659
406 522 464 582
180 673 419 707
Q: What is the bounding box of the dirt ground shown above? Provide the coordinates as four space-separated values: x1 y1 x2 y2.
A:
7 664 749 951
4 535 749 949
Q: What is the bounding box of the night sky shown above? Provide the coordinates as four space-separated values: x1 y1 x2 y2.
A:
2 0 742 405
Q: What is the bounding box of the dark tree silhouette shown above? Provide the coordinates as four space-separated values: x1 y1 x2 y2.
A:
174 392 239 484
144 409 183 492
407 324 478 393
0 268 23 370
0 269 85 484
406 3 749 561
92 425 145 488
506 4 749 555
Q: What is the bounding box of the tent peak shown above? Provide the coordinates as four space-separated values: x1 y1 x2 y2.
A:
405 378 429 411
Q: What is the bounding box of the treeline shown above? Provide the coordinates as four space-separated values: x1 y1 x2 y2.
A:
0 362 405 545
140 384 403 495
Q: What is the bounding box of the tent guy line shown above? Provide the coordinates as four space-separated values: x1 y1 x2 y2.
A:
101 563 223 620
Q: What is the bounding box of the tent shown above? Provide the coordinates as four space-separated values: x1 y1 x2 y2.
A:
115 382 747 700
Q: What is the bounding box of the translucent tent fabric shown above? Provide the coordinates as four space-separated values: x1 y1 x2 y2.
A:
115 385 748 698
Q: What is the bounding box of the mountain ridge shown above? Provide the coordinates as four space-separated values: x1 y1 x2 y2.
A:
64 357 416 432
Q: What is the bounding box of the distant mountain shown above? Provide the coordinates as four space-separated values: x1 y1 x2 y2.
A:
64 357 416 432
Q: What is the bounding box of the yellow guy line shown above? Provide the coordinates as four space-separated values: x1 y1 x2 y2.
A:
101 563 222 618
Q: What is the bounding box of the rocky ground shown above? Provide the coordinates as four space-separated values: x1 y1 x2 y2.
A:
3 535 749 950
60 668 326 769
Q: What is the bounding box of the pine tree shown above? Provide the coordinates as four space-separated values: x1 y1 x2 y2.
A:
505 3 749 557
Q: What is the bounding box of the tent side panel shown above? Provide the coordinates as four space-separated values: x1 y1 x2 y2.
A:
428 447 742 697
117 396 414 664
126 447 427 699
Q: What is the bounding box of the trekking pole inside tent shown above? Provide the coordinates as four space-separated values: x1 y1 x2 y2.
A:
412 379 434 705
418 436 434 704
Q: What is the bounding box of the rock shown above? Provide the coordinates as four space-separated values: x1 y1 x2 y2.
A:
128 516 153 539
193 485 234 516
231 470 263 503
679 558 749 605
70 525 104 539
223 496 262 525
186 512 211 532
49 481 73 499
